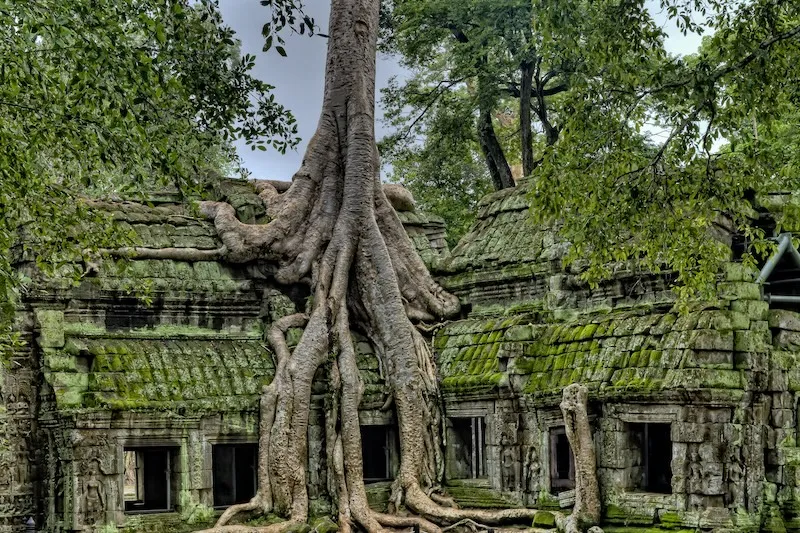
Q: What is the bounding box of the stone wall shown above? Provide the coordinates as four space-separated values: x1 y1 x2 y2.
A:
0 311 40 533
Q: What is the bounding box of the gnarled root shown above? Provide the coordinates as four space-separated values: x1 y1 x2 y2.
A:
202 314 309 531
195 521 303 533
124 0 569 531
560 384 600 532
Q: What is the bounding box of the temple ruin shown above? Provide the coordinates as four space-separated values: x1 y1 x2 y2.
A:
3 180 800 532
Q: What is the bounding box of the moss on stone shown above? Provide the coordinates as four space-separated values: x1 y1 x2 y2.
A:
532 510 556 529
310 517 339 533
36 309 65 348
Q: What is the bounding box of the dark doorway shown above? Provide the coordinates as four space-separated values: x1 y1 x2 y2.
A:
361 425 396 482
630 423 672 493
213 444 258 507
123 447 176 513
549 427 575 492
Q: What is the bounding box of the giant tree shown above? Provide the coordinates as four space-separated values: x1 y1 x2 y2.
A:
152 0 800 531
167 0 553 530
381 0 668 189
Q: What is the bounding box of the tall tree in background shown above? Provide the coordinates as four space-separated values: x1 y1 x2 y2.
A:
383 0 800 296
379 0 668 238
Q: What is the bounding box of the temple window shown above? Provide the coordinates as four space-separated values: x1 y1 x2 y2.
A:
447 417 487 479
123 447 177 513
213 443 258 508
629 422 672 493
549 426 575 492
361 425 398 482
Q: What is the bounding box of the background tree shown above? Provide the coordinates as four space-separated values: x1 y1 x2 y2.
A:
382 0 800 297
381 88 493 247
379 0 667 238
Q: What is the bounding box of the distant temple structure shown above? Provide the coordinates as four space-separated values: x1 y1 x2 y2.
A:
3 179 800 532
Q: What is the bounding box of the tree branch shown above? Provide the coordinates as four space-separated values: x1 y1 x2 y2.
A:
394 77 468 143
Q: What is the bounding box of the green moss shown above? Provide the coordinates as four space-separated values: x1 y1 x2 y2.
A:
310 517 339 533
535 491 561 510
602 529 696 533
605 504 656 526
657 511 683 529
532 511 556 529
444 484 522 508
36 309 65 348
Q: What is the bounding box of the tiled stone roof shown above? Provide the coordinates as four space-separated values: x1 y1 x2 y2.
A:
435 296 770 400
47 331 274 411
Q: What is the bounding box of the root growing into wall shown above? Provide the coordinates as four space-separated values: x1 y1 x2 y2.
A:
127 1 600 531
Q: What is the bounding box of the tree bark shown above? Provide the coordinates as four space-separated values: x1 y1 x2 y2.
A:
477 107 514 190
520 60 535 178
560 384 601 533
534 61 559 148
175 0 548 531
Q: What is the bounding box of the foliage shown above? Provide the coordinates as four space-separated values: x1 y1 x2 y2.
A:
379 0 668 249
381 88 493 246
531 0 800 297
0 0 300 347
383 0 800 299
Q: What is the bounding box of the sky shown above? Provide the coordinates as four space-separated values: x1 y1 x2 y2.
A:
219 1 406 180
219 1 706 180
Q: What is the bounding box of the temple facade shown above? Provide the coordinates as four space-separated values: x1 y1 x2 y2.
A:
2 180 800 532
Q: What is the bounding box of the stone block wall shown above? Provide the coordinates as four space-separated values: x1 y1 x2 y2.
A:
0 314 40 533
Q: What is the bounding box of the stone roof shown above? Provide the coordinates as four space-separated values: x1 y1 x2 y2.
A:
44 326 274 412
40 318 388 414
441 180 555 274
435 259 777 402
436 179 674 313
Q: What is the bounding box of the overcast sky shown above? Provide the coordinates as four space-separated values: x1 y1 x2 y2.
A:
219 1 705 180
219 2 405 180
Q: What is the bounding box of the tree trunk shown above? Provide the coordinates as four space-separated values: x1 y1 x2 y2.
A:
520 60 535 178
560 384 601 533
477 107 515 190
168 0 548 531
534 64 559 148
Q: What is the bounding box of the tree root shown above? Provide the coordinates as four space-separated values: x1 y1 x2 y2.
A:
98 2 605 533
195 520 303 533
214 500 263 529
405 485 547 526
429 492 458 509
559 384 600 530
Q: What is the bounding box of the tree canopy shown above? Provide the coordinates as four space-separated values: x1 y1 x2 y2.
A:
0 0 299 344
381 0 800 297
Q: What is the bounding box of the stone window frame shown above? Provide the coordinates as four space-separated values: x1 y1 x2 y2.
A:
359 409 400 484
117 437 182 515
541 409 586 497
613 404 682 507
444 403 495 486
548 426 575 492
207 436 259 509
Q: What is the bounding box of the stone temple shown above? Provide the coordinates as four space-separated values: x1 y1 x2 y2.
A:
3 179 800 532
